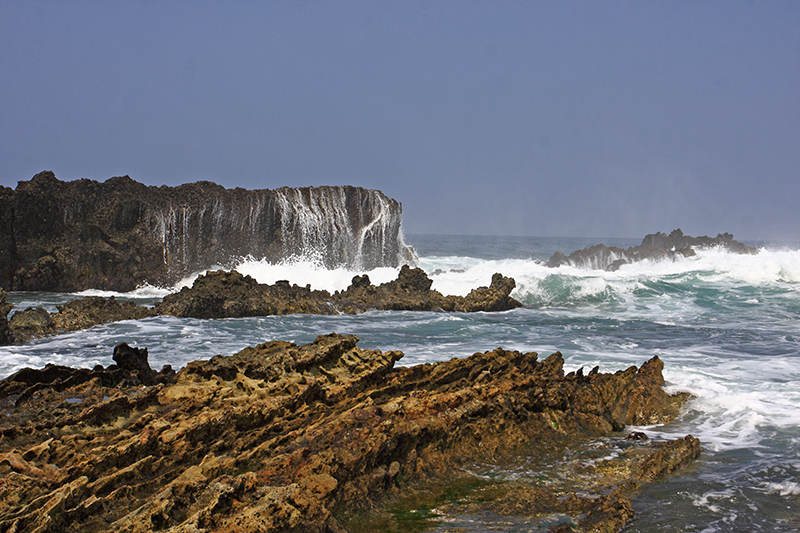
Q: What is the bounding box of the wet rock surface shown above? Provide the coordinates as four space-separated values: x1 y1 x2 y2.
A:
546 228 757 271
0 334 697 532
156 265 522 318
0 289 13 345
6 296 157 343
0 268 520 345
1 171 414 292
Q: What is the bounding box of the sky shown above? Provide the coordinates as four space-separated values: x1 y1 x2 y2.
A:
1 1 798 241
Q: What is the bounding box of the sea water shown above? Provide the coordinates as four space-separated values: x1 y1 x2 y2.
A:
2 234 800 532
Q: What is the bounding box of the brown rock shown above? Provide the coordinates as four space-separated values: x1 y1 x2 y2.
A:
7 295 157 343
0 335 696 532
157 266 522 318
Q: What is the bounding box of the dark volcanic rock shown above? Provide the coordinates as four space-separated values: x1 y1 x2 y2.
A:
156 266 523 318
7 296 157 343
155 270 336 318
0 289 15 345
0 334 697 532
1 171 416 292
2 269 520 344
0 343 174 414
546 228 757 271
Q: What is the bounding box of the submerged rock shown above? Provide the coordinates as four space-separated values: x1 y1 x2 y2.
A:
546 228 757 271
0 334 696 532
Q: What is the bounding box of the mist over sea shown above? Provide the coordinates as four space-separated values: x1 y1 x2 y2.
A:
3 233 800 532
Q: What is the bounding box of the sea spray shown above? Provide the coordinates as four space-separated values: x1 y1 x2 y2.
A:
3 235 800 531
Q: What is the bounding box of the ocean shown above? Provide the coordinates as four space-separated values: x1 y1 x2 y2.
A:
2 233 800 532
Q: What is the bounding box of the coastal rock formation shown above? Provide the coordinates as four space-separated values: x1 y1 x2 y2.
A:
0 268 520 345
7 296 157 343
156 265 523 318
0 342 175 413
0 334 697 532
0 289 12 345
0 171 416 292
547 228 757 271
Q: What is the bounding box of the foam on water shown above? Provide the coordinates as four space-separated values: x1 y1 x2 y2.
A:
169 256 401 294
74 283 174 300
3 236 800 531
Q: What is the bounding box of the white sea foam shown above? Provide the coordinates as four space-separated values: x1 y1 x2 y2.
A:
74 282 174 300
762 481 800 496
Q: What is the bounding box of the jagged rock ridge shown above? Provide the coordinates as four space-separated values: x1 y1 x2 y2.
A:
1 267 522 344
0 334 699 532
0 171 416 292
547 228 757 271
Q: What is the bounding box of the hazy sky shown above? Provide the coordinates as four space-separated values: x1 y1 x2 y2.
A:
1 1 798 240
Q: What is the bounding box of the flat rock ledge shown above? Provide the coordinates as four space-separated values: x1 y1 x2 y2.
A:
0 334 699 533
0 267 521 344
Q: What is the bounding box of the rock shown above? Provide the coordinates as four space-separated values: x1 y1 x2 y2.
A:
452 272 522 312
156 267 523 318
546 228 757 270
0 335 696 532
156 270 335 318
7 296 157 343
1 171 416 292
0 288 13 345
51 296 157 331
7 306 54 341
113 342 158 383
2 270 521 344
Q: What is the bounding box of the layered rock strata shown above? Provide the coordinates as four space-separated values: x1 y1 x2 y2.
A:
547 228 757 271
0 172 416 292
0 334 698 532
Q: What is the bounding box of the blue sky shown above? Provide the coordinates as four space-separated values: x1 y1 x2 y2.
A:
1 1 798 240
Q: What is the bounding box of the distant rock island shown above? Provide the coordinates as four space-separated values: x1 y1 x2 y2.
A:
0 171 416 292
547 229 757 271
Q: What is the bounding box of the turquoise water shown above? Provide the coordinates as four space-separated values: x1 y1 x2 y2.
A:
3 234 800 531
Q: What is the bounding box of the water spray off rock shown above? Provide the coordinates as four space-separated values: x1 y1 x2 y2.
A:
0 172 417 292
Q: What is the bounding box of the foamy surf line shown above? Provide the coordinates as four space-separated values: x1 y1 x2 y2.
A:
36 243 796 316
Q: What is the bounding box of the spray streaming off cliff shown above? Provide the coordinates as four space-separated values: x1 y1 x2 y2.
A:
0 173 416 292
150 185 417 283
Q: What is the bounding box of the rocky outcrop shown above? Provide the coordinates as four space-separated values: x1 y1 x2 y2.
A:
0 171 416 292
547 229 757 271
0 342 175 413
0 268 521 345
7 296 157 343
0 334 697 532
0 289 12 345
156 266 523 318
